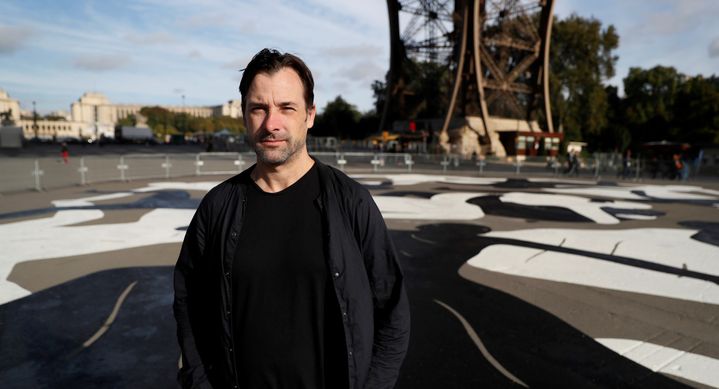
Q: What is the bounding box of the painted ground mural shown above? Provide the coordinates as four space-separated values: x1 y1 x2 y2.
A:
0 174 717 388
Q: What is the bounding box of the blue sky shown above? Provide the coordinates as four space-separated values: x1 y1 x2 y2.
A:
1 0 717 115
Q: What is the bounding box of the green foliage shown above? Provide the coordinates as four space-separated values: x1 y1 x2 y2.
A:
675 75 719 144
213 115 246 134
550 13 619 149
117 114 137 127
623 68 719 146
371 58 451 130
313 95 369 139
134 106 245 136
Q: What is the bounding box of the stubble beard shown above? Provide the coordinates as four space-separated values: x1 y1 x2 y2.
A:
251 133 306 166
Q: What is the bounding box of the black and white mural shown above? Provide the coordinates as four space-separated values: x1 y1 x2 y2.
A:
1 174 718 387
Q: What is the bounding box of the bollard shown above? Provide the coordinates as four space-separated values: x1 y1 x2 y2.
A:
476 159 486 175
594 155 600 178
634 156 641 181
161 155 172 179
194 154 204 175
78 157 88 185
404 155 414 172
32 159 44 191
370 156 382 172
233 155 244 172
337 154 347 171
440 157 450 173
117 156 129 181
515 160 521 175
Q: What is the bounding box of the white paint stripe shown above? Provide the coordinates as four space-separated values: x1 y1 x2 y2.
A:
545 185 719 201
350 174 504 186
82 281 137 348
434 299 529 388
374 192 485 220
597 338 719 388
467 244 719 304
484 228 719 277
614 213 657 221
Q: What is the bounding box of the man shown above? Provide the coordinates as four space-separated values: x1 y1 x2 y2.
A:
173 48 410 389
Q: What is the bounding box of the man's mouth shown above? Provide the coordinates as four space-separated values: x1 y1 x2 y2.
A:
260 138 285 145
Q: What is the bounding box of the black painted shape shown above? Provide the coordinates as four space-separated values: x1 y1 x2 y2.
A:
601 207 666 219
631 190 719 207
0 190 201 221
596 180 620 186
491 178 592 189
679 221 719 248
379 191 436 199
395 223 689 388
0 267 178 388
467 195 592 222
480 236 719 285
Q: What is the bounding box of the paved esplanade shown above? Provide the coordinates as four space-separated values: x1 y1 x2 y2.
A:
0 174 718 388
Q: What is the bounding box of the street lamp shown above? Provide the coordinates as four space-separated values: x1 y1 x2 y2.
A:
32 100 38 140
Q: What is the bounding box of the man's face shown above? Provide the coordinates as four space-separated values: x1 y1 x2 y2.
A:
244 67 316 166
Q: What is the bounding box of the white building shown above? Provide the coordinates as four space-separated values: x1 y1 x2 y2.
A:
0 89 22 123
1 89 243 141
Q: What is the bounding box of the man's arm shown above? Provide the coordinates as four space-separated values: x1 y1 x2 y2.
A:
355 191 411 389
173 206 214 389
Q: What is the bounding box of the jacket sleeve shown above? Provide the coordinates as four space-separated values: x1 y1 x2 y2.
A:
356 190 411 389
173 202 214 389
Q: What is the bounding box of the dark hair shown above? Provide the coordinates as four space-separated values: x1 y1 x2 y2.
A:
239 48 315 112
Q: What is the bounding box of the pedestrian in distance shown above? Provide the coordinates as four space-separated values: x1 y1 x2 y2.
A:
173 48 411 389
60 142 69 164
621 149 632 179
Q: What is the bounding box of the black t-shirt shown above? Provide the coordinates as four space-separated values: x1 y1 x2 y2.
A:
232 164 347 389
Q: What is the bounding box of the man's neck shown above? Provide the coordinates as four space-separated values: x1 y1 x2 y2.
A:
251 152 314 193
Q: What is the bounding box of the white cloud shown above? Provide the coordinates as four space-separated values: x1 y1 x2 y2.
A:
322 44 384 58
73 54 132 72
336 60 385 83
0 25 34 54
124 31 176 45
709 37 719 58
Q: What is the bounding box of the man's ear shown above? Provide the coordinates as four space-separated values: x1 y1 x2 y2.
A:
306 104 316 129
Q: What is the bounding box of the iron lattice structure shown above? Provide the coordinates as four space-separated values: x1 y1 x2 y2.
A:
382 0 555 146
380 0 455 130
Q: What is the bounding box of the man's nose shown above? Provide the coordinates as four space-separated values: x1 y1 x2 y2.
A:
264 108 282 131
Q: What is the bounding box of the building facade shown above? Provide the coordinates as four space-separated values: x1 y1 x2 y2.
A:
1 89 243 141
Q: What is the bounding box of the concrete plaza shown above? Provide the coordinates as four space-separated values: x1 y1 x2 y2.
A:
0 171 718 388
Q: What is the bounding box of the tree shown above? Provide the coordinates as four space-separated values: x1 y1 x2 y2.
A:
213 116 245 134
371 58 451 132
550 14 619 149
313 95 362 138
116 114 137 127
622 66 683 145
673 75 719 145
140 106 177 136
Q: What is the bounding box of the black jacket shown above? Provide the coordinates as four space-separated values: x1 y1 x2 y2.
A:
173 160 410 389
